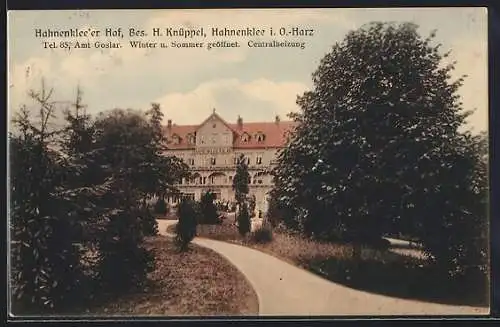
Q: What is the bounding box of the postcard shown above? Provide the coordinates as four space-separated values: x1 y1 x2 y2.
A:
7 8 489 318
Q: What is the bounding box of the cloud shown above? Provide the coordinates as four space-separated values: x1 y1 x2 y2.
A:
445 36 488 133
8 9 487 134
240 78 307 112
8 56 54 111
154 78 309 124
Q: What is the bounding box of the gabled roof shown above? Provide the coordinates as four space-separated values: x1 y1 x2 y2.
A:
195 112 237 134
231 121 297 148
164 114 297 150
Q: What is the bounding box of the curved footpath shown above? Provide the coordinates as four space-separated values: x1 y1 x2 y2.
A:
157 220 488 316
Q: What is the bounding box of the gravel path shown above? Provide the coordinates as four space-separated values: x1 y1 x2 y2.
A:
157 220 488 316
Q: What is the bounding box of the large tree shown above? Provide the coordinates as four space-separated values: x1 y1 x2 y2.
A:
272 22 488 276
10 84 94 312
91 108 189 288
10 84 192 312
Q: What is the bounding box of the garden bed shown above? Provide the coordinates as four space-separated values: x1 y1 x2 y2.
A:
68 236 259 316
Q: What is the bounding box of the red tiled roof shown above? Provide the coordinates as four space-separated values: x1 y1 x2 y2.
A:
164 116 297 150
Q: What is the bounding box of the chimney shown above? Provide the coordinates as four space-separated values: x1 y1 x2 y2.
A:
275 115 280 125
167 119 172 130
237 115 243 129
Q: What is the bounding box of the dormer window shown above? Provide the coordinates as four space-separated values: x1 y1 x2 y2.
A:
241 132 250 143
256 132 266 143
172 134 181 145
187 133 196 145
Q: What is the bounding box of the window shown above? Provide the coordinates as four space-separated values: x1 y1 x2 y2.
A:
256 156 262 165
233 157 238 165
200 135 205 144
187 134 196 144
199 177 203 184
210 157 216 165
256 132 265 142
203 177 206 184
188 158 195 165
246 157 250 165
212 123 217 128
241 133 250 142
172 134 181 144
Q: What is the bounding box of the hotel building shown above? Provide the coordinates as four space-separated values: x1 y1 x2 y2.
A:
163 110 296 208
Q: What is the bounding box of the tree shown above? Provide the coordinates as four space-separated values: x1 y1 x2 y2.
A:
9 84 191 312
154 197 168 215
248 194 257 218
199 191 219 224
175 198 199 251
9 82 89 312
232 154 250 204
237 202 251 237
90 109 161 290
272 22 488 275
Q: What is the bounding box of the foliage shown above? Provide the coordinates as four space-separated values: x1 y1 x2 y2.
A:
175 198 199 251
248 194 256 217
154 197 168 215
271 22 488 277
9 86 185 313
237 202 251 237
250 223 273 244
232 154 250 204
199 191 219 224
9 85 89 312
265 191 290 228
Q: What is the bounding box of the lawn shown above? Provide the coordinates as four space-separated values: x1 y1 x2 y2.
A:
166 219 489 308
67 236 259 316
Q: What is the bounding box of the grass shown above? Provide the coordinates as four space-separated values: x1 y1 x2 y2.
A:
63 236 259 316
167 219 489 308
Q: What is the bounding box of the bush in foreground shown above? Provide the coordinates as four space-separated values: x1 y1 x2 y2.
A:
176 198 199 251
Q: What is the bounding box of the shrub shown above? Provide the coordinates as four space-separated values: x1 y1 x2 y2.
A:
199 192 219 224
248 195 256 218
175 198 199 251
237 203 251 237
154 197 168 215
141 208 159 236
251 223 273 244
96 208 155 292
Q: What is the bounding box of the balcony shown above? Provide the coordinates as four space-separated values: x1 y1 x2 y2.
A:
175 181 272 188
190 164 272 172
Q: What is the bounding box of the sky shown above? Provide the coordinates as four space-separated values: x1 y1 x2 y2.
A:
7 8 488 134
